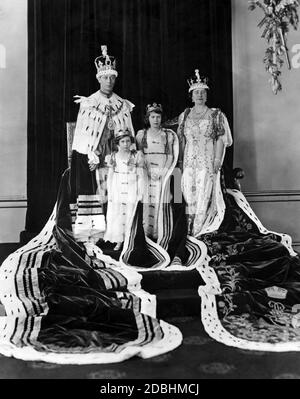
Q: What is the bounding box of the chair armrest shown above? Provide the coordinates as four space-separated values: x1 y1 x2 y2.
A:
66 122 76 167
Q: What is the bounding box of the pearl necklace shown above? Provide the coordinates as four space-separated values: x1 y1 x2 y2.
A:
192 106 208 118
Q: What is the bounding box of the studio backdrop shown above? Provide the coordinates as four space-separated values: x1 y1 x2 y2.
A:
26 0 233 234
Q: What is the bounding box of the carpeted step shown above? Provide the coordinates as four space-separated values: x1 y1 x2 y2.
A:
140 269 204 318
155 288 201 318
141 269 204 291
140 269 203 317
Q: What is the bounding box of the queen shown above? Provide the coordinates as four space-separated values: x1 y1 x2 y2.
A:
178 70 232 238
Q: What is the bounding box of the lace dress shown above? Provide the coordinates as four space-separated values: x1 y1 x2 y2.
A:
179 108 232 237
104 150 146 243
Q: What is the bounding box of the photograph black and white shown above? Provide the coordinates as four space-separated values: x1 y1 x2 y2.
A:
0 0 300 382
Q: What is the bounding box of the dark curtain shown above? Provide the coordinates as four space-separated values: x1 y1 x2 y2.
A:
26 0 233 234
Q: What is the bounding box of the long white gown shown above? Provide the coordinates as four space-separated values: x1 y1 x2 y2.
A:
179 108 232 237
104 150 146 243
136 128 175 240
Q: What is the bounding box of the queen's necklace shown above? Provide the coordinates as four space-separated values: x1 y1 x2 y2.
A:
191 106 208 120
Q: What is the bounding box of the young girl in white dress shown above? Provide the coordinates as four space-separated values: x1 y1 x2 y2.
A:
104 129 146 250
136 103 176 241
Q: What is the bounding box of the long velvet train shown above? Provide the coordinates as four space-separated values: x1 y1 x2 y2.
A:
198 188 300 351
0 167 300 363
0 169 183 364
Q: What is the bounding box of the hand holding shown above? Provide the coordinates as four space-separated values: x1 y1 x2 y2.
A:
151 172 161 181
73 95 87 104
89 163 98 172
214 158 222 174
177 160 183 172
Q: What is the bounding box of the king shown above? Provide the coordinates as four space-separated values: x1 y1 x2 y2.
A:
69 45 135 244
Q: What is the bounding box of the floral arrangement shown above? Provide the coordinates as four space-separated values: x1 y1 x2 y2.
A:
248 0 299 94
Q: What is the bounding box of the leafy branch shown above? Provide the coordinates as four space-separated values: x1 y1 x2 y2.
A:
249 0 299 94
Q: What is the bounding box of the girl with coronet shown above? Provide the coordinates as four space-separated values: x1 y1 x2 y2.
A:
104 129 146 251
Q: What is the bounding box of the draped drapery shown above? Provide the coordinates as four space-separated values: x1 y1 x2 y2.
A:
26 0 233 234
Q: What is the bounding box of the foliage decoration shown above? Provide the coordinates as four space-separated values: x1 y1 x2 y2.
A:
249 0 299 94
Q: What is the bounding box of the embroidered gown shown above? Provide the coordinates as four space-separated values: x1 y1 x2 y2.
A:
179 108 232 237
104 150 146 244
136 129 175 241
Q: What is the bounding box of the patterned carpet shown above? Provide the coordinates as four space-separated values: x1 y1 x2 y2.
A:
1 315 300 379
1 244 300 379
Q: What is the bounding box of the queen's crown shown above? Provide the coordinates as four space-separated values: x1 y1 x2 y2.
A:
187 69 209 92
